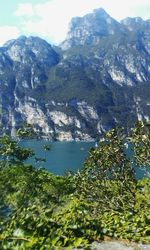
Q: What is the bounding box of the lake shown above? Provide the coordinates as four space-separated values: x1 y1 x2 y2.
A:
20 140 95 175
20 140 149 178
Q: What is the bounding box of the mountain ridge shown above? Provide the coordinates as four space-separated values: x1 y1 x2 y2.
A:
0 8 149 140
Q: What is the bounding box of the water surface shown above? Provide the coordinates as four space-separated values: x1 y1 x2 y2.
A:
20 140 149 178
20 140 95 175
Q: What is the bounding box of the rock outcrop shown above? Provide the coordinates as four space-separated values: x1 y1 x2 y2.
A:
0 9 149 140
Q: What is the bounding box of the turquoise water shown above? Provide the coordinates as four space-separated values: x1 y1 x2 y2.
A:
20 140 95 175
20 140 149 177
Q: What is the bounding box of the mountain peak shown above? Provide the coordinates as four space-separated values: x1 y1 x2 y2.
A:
121 17 144 29
17 35 27 41
93 7 110 16
60 8 123 50
2 35 59 68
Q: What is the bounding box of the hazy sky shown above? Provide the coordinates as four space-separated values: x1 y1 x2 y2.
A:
0 0 149 46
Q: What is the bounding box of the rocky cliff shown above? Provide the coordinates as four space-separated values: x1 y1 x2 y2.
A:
0 9 149 140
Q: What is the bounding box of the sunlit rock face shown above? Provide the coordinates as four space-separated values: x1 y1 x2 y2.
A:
61 8 125 50
0 9 150 140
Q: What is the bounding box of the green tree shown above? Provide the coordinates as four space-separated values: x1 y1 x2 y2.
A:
75 121 150 211
0 135 34 166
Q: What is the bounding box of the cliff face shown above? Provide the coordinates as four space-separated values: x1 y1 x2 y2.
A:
61 8 126 49
0 36 59 138
0 9 150 140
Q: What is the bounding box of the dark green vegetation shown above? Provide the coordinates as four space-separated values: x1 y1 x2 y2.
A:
0 121 149 249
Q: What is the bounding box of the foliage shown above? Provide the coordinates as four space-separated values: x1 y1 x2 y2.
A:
16 123 37 140
129 121 150 166
0 135 34 166
0 121 149 249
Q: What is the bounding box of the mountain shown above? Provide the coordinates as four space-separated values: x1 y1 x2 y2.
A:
0 36 59 137
0 9 150 140
61 8 126 49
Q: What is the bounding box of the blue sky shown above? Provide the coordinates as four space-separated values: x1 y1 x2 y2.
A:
0 0 149 46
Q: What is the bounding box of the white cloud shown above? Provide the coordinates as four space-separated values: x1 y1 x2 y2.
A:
14 0 150 44
0 26 20 46
14 3 35 17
